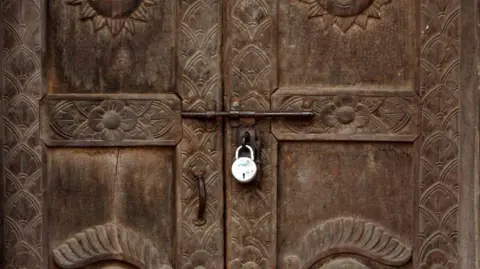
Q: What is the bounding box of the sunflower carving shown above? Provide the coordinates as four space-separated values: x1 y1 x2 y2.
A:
299 0 391 32
65 0 157 36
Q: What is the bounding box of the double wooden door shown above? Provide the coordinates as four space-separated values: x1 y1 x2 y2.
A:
2 0 470 269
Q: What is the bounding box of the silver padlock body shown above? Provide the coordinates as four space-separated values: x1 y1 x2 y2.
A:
231 157 257 183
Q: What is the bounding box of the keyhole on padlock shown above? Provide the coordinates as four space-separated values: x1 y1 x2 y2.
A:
243 173 245 179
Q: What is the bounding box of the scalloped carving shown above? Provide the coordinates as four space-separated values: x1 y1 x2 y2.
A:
319 258 370 269
52 223 172 269
282 217 412 269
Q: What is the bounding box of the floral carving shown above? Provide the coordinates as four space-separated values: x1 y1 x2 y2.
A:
53 222 172 269
319 96 369 134
282 217 412 269
298 0 392 32
87 101 138 141
229 246 269 269
272 93 418 140
42 96 181 145
181 250 217 269
65 0 157 35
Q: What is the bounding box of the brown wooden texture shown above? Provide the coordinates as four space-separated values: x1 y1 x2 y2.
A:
48 148 174 269
223 1 457 269
177 1 224 269
225 0 277 268
418 1 460 269
2 0 479 268
47 0 175 93
278 142 414 269
40 94 182 146
2 0 45 268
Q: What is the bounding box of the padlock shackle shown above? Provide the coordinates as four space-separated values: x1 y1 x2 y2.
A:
235 145 255 160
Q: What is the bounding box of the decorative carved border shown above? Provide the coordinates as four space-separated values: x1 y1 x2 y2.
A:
52 223 172 269
2 0 45 268
177 1 224 269
40 94 182 146
281 217 412 269
225 0 277 268
271 89 419 141
418 1 460 269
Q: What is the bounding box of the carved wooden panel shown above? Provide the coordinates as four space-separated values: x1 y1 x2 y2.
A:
47 0 175 93
418 1 459 268
48 148 174 269
40 94 182 146
277 142 414 268
283 218 412 269
272 89 418 141
177 1 224 269
2 0 45 268
280 0 415 89
225 0 277 268
296 0 392 32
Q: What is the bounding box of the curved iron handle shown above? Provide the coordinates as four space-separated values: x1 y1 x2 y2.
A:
192 166 206 226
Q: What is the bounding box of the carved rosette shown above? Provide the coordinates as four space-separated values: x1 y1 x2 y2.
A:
65 0 158 35
282 217 412 269
41 95 181 146
298 0 392 32
53 223 172 269
272 92 418 141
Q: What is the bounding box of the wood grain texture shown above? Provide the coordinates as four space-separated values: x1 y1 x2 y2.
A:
271 89 419 141
225 0 277 268
418 1 460 268
277 142 414 268
47 0 175 93
48 147 175 269
2 0 44 268
40 94 182 146
177 1 224 269
282 217 412 269
53 223 172 269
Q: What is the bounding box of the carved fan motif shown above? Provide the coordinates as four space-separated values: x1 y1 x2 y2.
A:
65 0 157 35
282 217 412 269
52 223 172 269
298 0 392 32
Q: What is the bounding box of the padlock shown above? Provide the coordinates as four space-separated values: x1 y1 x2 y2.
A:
231 145 258 183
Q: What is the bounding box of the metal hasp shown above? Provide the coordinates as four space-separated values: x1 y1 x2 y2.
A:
181 111 314 119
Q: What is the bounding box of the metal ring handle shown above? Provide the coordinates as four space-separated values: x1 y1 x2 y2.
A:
192 166 206 226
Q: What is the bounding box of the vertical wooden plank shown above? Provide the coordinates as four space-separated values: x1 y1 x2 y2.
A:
418 0 460 268
2 0 45 268
225 0 277 268
177 0 224 269
459 0 480 268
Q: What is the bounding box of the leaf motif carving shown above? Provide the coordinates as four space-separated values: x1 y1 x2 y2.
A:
41 95 181 146
53 223 172 269
297 0 392 32
272 93 418 141
283 217 412 269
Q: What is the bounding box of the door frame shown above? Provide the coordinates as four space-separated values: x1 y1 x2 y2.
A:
1 0 479 268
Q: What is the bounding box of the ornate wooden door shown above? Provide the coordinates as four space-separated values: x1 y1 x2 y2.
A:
223 1 477 269
2 0 479 269
2 0 225 269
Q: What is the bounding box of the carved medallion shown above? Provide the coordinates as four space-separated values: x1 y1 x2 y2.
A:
298 0 391 32
65 0 157 35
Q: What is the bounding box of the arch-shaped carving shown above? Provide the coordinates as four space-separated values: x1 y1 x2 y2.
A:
318 258 370 269
52 223 172 269
282 217 412 269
